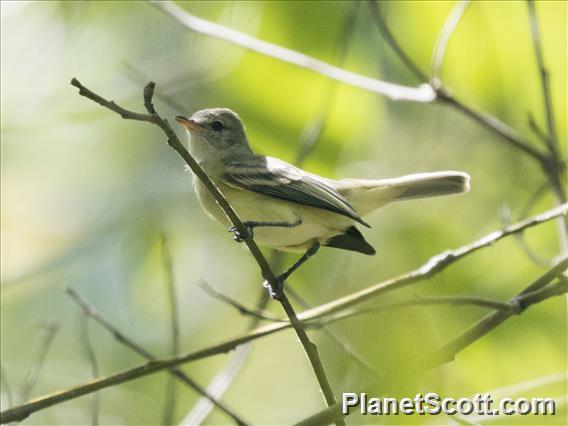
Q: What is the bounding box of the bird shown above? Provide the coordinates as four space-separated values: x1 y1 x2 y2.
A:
176 108 469 297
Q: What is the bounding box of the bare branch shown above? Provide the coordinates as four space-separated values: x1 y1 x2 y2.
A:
65 288 248 426
527 0 559 157
206 278 511 385
527 111 551 146
186 8 364 416
437 90 549 165
160 234 179 426
286 287 383 384
367 0 428 81
200 281 284 323
317 295 518 327
69 79 340 419
80 315 100 426
152 1 435 102
526 0 567 256
430 0 470 87
2 205 564 424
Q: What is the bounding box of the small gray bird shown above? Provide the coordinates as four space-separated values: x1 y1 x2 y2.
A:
176 108 469 295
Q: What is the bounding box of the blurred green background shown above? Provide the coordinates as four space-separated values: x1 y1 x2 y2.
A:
1 1 566 425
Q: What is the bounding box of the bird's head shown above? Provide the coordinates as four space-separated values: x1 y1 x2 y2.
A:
175 108 251 161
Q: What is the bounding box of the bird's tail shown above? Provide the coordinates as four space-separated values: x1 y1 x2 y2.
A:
336 171 470 216
387 171 470 201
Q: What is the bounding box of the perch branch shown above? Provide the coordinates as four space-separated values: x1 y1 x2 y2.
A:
185 7 365 417
2 205 564 424
69 79 340 420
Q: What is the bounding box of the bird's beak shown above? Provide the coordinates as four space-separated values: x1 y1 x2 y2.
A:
175 116 205 133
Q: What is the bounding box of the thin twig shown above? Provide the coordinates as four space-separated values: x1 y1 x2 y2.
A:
294 1 360 166
500 201 550 267
526 0 567 256
65 288 248 426
2 205 564 424
286 286 384 384
69 79 340 419
367 0 428 82
80 315 100 426
527 0 559 157
152 0 435 102
437 90 549 164
200 281 285 323
161 234 179 426
19 322 59 403
430 0 470 87
316 295 518 326
527 111 550 146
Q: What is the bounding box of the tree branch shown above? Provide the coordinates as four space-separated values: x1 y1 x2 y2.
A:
152 0 435 102
69 78 340 421
65 288 248 426
200 281 285 323
2 205 564 424
315 295 518 327
367 0 428 82
185 7 365 416
526 0 567 255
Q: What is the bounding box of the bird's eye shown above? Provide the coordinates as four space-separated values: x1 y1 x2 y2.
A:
211 121 224 132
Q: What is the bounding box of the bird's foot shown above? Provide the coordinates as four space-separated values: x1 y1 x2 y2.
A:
263 276 285 300
228 223 254 242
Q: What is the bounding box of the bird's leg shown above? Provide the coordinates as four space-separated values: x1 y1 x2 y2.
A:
263 242 320 300
229 218 302 242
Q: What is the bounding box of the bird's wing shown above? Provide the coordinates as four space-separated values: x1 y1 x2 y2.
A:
222 156 369 227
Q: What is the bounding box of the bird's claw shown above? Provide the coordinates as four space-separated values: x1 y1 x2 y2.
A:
228 224 253 242
263 277 284 300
